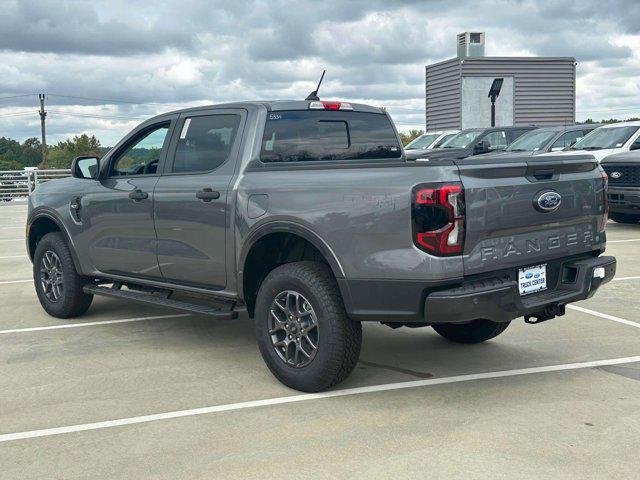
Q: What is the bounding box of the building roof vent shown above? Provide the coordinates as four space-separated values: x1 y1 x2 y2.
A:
457 32 485 58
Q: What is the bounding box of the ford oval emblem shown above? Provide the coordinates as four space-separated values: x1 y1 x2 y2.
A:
535 190 562 213
610 171 622 179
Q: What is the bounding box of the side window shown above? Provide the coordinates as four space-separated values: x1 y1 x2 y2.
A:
434 133 455 148
111 124 170 177
483 131 507 150
172 115 241 173
551 131 583 150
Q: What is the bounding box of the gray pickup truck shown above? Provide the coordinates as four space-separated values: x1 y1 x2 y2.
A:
27 100 616 392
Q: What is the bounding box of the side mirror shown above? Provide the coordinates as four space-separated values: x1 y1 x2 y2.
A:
474 141 490 155
630 143 640 151
71 156 100 179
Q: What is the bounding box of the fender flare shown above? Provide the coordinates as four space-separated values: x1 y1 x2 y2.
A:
27 208 82 273
237 221 345 299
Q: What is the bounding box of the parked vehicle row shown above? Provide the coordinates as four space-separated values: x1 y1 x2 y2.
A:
27 98 615 392
406 120 640 164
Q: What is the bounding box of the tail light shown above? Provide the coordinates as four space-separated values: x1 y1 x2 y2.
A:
598 169 608 231
412 183 465 256
309 101 353 111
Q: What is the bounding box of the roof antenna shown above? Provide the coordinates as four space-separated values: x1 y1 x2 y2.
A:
305 70 326 101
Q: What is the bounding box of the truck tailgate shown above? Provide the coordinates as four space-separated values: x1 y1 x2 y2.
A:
457 154 607 276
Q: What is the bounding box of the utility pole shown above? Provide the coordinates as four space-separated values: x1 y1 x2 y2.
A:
38 93 47 169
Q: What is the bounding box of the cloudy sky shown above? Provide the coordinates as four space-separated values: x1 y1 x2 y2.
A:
1 0 640 146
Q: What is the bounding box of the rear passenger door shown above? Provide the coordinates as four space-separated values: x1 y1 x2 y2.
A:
153 109 246 289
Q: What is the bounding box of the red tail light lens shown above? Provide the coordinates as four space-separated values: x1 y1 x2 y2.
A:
412 183 465 256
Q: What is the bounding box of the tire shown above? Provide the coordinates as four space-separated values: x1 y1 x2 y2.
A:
610 213 640 224
33 232 93 318
432 319 510 344
255 261 362 392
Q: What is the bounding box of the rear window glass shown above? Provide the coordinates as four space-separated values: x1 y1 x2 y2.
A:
260 110 401 162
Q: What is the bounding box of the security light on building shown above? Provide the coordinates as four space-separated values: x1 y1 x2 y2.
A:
425 32 576 130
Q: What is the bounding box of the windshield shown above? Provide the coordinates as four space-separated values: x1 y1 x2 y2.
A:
405 134 440 150
570 126 639 151
506 130 557 152
440 129 483 149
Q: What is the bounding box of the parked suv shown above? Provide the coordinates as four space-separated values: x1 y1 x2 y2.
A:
405 126 536 161
27 100 615 392
476 124 599 158
404 130 459 152
602 151 640 224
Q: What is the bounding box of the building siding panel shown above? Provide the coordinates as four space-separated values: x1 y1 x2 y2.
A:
425 57 575 129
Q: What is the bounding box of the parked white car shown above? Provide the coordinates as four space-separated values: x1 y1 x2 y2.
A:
404 130 459 151
545 121 640 161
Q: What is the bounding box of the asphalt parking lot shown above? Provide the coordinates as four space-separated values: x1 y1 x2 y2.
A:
1 202 639 479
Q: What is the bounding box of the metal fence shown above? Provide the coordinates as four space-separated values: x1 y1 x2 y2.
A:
0 169 71 201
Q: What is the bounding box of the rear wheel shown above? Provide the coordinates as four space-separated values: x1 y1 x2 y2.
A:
432 319 510 344
255 261 362 392
610 213 640 224
33 232 93 318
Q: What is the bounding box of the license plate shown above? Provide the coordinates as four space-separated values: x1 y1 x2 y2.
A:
518 264 547 296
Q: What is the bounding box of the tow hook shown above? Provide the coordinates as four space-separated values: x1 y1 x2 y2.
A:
524 304 566 324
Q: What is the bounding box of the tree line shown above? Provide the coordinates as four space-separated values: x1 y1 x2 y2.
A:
0 134 105 170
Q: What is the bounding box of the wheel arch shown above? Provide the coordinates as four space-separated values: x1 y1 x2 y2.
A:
238 222 346 317
27 210 82 272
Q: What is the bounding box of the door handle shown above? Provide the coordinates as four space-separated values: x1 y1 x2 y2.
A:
128 189 149 201
196 188 220 202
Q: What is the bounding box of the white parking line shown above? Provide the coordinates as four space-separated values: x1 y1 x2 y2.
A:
1 354 638 443
0 255 26 259
0 313 191 335
613 276 640 282
0 238 22 242
608 238 640 243
0 279 31 285
567 304 640 329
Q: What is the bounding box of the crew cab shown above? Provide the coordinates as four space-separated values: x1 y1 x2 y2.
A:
406 126 536 161
27 100 615 392
602 151 640 224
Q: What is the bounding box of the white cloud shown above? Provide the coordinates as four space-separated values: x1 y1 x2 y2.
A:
1 0 640 144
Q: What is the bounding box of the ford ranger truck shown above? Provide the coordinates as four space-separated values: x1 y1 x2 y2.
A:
26 100 616 392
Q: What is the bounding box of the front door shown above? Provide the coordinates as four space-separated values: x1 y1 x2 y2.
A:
81 121 173 278
153 110 245 288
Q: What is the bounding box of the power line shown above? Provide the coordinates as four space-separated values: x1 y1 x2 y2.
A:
47 110 147 120
0 94 36 102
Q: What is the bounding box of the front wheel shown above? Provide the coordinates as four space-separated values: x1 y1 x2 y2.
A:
255 261 362 392
432 319 510 344
33 232 93 318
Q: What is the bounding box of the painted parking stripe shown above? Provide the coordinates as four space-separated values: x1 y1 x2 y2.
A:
1 355 639 443
567 304 640 329
0 279 31 285
0 255 26 259
0 313 191 335
0 238 22 242
607 238 640 243
613 276 640 282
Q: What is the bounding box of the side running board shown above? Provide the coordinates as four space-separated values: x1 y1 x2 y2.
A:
83 284 238 319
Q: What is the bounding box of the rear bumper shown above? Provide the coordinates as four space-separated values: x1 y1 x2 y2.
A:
424 255 616 324
608 187 640 213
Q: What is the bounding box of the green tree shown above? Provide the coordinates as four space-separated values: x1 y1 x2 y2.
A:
44 134 102 169
0 156 22 170
398 129 424 146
